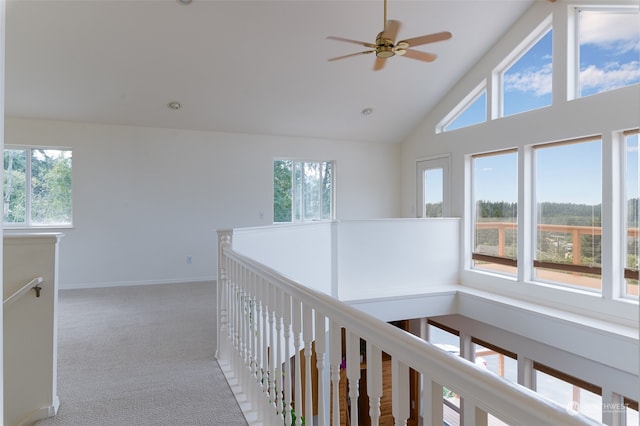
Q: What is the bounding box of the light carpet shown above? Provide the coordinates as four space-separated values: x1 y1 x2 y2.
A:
34 281 247 426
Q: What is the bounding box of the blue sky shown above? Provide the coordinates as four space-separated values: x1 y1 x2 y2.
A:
471 8 639 206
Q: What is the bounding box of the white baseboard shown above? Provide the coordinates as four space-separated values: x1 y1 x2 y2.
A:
59 276 216 290
18 397 60 426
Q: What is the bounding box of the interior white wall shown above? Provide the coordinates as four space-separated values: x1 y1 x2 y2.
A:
5 118 400 289
337 219 460 300
399 0 640 326
231 222 334 295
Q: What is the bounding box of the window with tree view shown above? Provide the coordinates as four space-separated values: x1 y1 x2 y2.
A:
273 159 333 223
472 150 518 276
3 147 72 227
534 138 602 291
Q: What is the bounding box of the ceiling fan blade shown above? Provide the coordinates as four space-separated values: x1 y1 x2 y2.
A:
382 19 401 42
328 50 375 62
403 49 437 62
399 31 452 48
373 56 387 71
327 36 376 49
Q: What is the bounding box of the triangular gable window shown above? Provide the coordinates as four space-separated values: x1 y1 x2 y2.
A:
438 81 486 133
500 25 553 117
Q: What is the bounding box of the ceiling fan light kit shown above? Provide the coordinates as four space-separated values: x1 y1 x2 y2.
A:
327 0 452 70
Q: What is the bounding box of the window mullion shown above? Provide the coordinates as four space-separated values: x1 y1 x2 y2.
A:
520 146 533 282
601 132 621 300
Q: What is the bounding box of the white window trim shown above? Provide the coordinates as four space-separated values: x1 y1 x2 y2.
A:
571 5 640 100
436 80 486 134
3 145 73 229
273 158 335 223
492 14 553 119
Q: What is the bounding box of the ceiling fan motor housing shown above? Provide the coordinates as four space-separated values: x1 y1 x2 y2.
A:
375 33 395 58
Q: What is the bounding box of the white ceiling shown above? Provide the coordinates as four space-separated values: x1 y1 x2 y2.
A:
4 0 537 144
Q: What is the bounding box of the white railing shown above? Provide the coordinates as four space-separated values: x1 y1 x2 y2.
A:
216 230 602 426
3 276 44 306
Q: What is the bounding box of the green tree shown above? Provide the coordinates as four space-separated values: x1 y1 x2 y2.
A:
31 149 72 224
274 160 292 222
3 149 27 223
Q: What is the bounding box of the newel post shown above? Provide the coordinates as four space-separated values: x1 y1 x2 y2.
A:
216 229 233 360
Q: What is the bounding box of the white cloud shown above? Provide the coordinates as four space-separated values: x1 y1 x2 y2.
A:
504 63 552 96
580 61 640 91
579 10 640 53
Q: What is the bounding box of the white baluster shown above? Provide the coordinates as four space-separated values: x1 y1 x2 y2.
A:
292 298 303 426
248 271 259 414
314 311 327 426
392 358 410 426
216 232 232 361
302 303 314 425
268 284 278 419
229 260 238 378
261 279 271 417
216 253 228 361
329 321 342 426
283 293 293 426
275 287 284 421
254 276 265 422
233 261 242 380
366 343 383 426
239 267 248 394
346 331 360 426
422 374 443 426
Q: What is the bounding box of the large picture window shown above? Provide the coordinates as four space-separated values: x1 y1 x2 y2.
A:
533 137 602 291
471 149 518 276
3 146 73 228
273 159 334 223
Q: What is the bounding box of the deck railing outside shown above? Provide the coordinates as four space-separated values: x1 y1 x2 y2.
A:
216 230 603 426
474 222 639 295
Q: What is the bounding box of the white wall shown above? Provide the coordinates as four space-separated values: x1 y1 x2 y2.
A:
337 219 460 300
5 118 400 289
231 222 335 296
399 0 640 326
4 234 61 425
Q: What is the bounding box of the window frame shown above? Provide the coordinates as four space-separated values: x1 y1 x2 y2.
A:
273 158 335 224
3 145 73 229
467 130 638 302
437 80 487 133
531 136 603 292
470 148 519 275
622 129 640 298
494 15 553 119
572 5 640 100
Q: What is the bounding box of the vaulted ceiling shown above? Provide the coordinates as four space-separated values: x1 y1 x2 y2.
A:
5 0 537 144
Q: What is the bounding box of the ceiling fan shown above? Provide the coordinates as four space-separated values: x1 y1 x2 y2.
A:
327 0 452 71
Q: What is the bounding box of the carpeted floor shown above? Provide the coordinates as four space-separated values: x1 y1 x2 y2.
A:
34 281 248 426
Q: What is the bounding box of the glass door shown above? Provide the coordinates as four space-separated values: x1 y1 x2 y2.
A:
416 155 450 218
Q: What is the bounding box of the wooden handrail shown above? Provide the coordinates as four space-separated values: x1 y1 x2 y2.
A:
3 277 44 306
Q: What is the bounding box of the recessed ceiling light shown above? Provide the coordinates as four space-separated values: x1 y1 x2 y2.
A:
177 0 192 5
167 101 182 110
361 107 374 116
